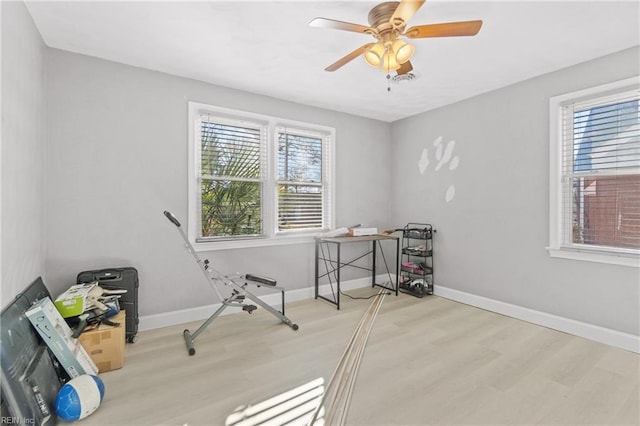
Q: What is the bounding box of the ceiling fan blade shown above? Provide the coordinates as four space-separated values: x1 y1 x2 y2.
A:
309 17 374 34
390 0 426 27
325 43 374 72
397 61 414 75
404 20 483 38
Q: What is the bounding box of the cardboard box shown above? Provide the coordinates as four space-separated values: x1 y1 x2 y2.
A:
348 227 378 236
54 283 97 318
26 297 98 378
78 311 125 373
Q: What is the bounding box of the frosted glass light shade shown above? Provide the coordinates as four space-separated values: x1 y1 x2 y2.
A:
364 39 413 72
364 43 385 68
381 51 401 71
393 40 415 64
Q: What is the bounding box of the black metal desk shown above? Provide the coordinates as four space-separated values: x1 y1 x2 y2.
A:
315 234 399 309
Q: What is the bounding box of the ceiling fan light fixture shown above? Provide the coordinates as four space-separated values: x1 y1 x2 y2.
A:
311 0 483 74
381 50 402 72
393 39 414 64
364 42 385 67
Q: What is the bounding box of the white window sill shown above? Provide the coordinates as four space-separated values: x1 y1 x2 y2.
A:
546 247 640 268
192 233 318 252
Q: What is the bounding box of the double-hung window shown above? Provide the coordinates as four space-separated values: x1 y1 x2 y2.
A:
548 77 640 266
276 128 325 232
188 102 335 250
199 117 265 238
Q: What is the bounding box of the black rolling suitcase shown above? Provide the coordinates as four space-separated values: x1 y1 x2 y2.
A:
77 267 139 343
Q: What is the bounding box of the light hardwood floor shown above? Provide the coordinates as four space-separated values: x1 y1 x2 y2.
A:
80 290 639 425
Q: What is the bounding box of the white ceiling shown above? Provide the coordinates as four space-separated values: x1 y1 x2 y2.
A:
25 1 640 122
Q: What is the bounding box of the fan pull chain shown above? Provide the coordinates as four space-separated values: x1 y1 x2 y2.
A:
386 49 392 92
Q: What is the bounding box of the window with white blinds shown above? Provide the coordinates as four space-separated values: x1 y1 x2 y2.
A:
188 102 335 247
549 77 640 266
277 130 325 231
198 118 265 239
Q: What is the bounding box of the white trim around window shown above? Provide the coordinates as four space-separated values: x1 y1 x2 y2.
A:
548 76 640 267
187 102 336 251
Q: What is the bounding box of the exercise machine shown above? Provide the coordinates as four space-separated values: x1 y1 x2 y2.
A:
163 211 299 356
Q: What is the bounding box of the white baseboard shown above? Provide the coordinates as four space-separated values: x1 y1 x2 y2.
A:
434 285 640 354
140 276 380 332
140 278 639 354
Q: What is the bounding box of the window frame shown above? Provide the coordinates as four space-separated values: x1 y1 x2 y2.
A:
548 76 640 267
275 126 329 234
188 101 335 251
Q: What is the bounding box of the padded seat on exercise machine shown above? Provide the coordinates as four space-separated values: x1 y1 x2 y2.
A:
245 274 277 286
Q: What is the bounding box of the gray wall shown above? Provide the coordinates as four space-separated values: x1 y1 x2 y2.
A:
0 1 47 306
44 49 392 316
4 3 637 337
390 46 640 336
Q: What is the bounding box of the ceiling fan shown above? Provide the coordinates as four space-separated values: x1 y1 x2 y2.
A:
309 0 482 77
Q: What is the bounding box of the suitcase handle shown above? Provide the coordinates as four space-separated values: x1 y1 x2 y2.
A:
95 271 121 281
164 210 181 228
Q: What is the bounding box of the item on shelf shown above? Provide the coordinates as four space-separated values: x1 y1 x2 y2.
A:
399 279 428 297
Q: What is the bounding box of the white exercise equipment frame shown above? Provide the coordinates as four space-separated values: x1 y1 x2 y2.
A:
163 211 299 356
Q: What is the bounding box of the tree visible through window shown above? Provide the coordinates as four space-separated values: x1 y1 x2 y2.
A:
189 102 335 244
200 121 263 238
277 132 324 231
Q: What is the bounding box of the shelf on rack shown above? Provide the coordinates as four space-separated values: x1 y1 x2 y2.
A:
401 248 432 257
400 266 433 276
399 282 432 298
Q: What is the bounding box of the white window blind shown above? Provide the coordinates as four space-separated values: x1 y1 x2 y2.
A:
276 130 325 231
188 102 335 249
197 116 266 240
559 89 640 251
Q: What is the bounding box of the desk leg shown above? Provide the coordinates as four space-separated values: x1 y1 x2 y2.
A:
372 240 377 288
336 243 341 310
315 239 319 300
395 237 400 295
